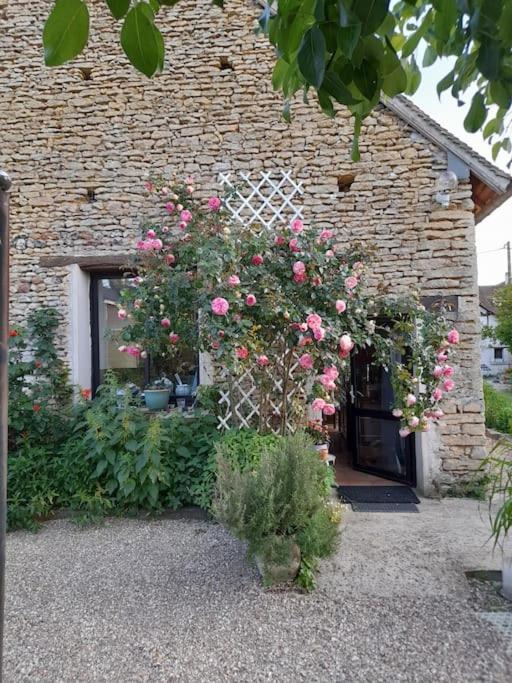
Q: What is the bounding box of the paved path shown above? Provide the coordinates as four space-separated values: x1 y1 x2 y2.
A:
5 498 512 681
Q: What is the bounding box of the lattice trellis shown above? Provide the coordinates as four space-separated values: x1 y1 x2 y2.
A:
216 171 307 432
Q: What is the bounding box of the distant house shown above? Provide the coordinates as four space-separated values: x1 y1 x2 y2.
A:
480 284 512 377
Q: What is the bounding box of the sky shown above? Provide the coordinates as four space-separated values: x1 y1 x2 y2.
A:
410 62 511 286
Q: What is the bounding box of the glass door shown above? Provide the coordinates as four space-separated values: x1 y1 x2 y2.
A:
347 347 416 486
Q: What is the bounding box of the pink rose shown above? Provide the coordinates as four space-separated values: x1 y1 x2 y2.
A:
408 416 420 428
352 261 364 274
311 398 326 412
246 294 257 306
323 404 336 416
147 229 156 238
228 275 240 287
211 297 229 316
392 408 403 417
326 250 334 258
312 276 322 287
126 346 141 358
289 238 300 252
211 340 220 350
323 366 339 381
298 353 314 370
290 219 303 234
320 376 336 391
437 352 448 363
118 309 127 320
293 273 307 284
251 254 264 266
299 336 313 347
144 181 154 193
443 379 455 392
186 185 194 194
405 393 416 407
447 329 459 345
336 300 347 314
345 275 358 290
432 388 443 401
298 323 308 332
180 209 192 223
399 428 410 438
319 229 333 241
169 333 179 344
134 276 143 285
313 327 326 341
339 334 354 353
433 408 444 418
236 346 249 360
292 261 306 275
274 234 286 246
165 202 175 214
208 196 222 211
443 366 454 378
166 254 176 266
257 355 269 367
179 221 188 231
161 318 171 328
162 226 169 233
433 366 444 379
160 186 169 196
118 345 127 353
306 313 322 331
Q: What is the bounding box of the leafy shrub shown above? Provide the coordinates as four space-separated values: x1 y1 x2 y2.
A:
213 431 341 590
484 382 512 434
213 428 282 472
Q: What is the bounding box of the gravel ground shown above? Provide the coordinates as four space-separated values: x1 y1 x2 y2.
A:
5 498 512 682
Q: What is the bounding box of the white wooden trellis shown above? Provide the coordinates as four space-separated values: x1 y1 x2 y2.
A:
216 171 308 433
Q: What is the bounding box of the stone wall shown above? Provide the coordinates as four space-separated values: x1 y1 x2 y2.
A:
0 0 486 485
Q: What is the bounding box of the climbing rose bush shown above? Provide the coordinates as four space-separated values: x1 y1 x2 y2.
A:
117 177 457 436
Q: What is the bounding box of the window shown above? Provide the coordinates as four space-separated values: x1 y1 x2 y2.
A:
494 347 504 361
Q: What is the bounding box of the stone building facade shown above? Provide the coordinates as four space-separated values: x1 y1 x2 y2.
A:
1 0 511 492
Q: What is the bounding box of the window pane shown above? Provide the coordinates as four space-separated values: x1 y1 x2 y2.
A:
96 277 145 388
356 416 408 477
354 346 396 411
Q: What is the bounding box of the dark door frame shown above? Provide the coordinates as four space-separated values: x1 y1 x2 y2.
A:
346 352 417 487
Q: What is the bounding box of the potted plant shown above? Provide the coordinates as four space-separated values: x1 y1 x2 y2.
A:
143 378 171 411
305 420 330 462
483 439 512 599
213 431 341 589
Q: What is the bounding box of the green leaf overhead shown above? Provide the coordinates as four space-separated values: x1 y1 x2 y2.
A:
121 3 164 78
297 26 326 88
353 0 390 36
43 0 90 67
464 92 487 133
105 0 131 19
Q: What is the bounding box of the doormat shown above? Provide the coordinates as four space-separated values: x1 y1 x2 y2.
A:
350 502 419 513
337 485 420 505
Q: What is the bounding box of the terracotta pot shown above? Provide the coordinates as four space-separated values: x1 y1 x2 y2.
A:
315 443 329 462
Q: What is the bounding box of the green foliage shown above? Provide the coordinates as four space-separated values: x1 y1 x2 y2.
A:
42 1 512 162
481 439 512 547
486 284 512 353
213 428 282 472
213 431 342 589
483 382 512 434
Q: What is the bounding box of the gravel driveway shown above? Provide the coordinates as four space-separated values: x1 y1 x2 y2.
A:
5 498 512 682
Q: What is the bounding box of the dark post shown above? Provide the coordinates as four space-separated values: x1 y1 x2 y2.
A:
0 170 12 676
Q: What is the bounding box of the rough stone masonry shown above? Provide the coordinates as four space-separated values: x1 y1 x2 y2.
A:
0 0 487 488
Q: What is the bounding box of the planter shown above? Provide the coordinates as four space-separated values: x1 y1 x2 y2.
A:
255 538 301 585
503 536 512 600
144 389 170 411
175 384 191 397
315 443 330 462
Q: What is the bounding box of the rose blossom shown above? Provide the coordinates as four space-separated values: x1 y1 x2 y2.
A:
392 408 403 417
179 221 188 231
293 261 306 275
161 318 171 328
405 393 416 407
319 229 333 241
306 313 322 331
336 299 347 314
326 249 335 258
294 273 307 284
211 340 220 350
311 398 326 412
169 333 180 344
352 261 364 274
443 378 455 392
246 294 257 306
147 229 156 238
299 336 313 346
211 297 229 316
144 181 154 193
345 275 358 290
126 346 141 357
408 416 420 428
399 428 410 438
251 254 264 266
313 327 326 341
324 366 339 381
257 355 269 367
208 196 222 211
433 408 444 418
437 352 448 363
180 209 192 223
447 329 459 345
339 334 354 353
290 219 303 234
320 376 336 391
298 322 308 332
176 203 183 211
443 366 454 378
165 202 175 214
298 353 314 370
228 275 240 287
432 388 443 401
118 345 127 353
236 346 249 360
323 404 336 416
433 365 444 379
289 238 300 252
274 234 286 246
166 253 176 266
161 186 169 196
118 309 127 320
312 276 322 287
